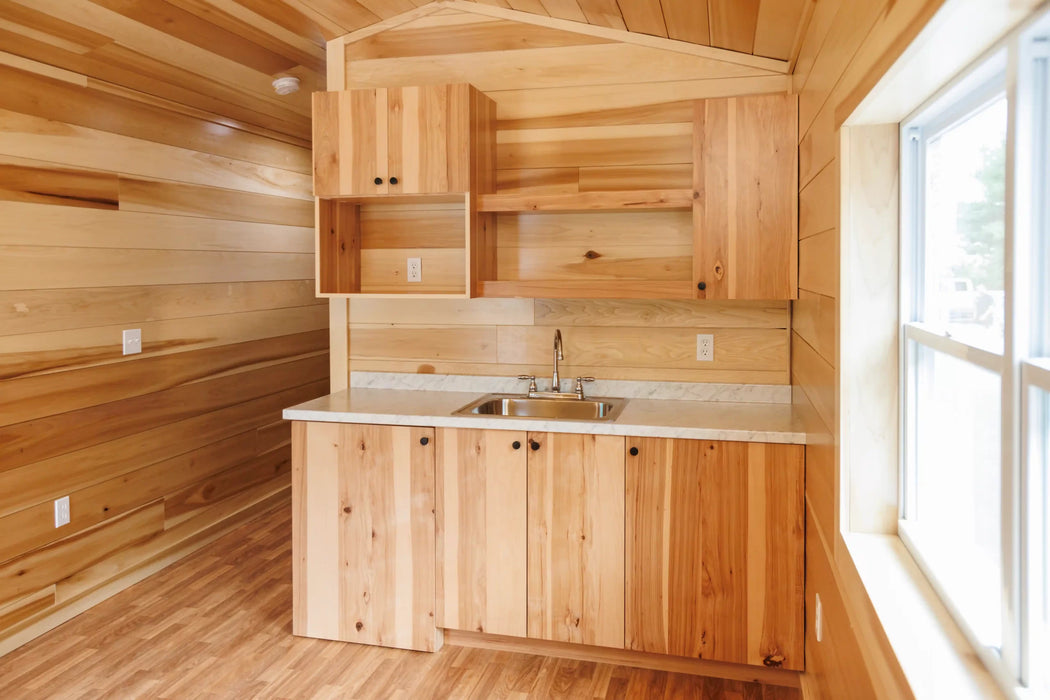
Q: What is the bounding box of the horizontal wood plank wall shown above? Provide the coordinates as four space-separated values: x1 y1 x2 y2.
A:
342 10 791 385
790 1 946 698
0 57 327 652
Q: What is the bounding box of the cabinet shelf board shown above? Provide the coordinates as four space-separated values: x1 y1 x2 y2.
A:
477 280 694 299
477 189 694 213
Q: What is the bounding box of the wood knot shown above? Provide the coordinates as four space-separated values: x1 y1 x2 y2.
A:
692 190 700 200
355 621 364 632
713 263 725 280
371 529 376 539
343 506 352 514
359 441 366 451
763 654 785 668
583 250 601 260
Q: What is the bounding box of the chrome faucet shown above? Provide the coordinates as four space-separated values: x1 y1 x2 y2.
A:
552 329 564 393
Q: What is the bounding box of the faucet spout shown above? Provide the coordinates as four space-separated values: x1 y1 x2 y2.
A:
552 329 564 393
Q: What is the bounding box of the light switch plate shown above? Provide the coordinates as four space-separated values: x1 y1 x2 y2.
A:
122 328 142 355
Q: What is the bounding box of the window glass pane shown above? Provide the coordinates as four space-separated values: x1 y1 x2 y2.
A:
906 341 1002 649
922 97 1007 352
1031 385 1050 691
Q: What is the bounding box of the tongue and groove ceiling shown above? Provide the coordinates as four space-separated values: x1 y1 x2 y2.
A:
0 0 810 141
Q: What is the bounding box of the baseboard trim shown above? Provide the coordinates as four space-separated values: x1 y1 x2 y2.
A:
442 629 802 688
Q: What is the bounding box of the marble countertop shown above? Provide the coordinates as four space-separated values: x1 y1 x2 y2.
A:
283 385 807 445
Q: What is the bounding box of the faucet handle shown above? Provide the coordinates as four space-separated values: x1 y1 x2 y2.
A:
574 376 595 398
517 374 537 395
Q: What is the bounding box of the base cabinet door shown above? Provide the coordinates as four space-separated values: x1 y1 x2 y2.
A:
436 428 527 637
625 438 804 669
291 421 440 652
527 432 625 648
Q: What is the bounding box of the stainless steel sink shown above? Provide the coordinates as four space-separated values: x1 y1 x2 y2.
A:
453 393 626 422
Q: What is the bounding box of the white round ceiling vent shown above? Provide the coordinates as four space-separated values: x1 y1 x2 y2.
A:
272 76 301 95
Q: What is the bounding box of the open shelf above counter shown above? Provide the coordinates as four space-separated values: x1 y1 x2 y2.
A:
475 189 694 213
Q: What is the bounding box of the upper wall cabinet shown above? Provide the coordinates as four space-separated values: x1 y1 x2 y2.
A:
313 84 488 197
693 94 798 300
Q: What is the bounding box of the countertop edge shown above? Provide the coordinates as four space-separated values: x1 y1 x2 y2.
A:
281 407 808 445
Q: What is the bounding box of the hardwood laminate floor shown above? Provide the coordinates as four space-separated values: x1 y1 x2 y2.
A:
0 502 801 699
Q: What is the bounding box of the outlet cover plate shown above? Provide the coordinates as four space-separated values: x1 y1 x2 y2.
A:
54 496 70 528
696 333 714 361
407 257 422 283
122 328 142 355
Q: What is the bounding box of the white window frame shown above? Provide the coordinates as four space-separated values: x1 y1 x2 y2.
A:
899 11 1050 697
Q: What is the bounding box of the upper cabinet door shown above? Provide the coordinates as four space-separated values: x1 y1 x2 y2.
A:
693 94 798 300
312 85 474 198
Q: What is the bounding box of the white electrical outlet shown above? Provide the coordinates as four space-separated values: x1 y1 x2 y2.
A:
122 328 142 355
815 593 823 642
407 257 422 283
54 496 70 528
696 333 714 361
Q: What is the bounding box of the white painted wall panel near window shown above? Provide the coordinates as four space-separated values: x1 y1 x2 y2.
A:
900 10 1050 696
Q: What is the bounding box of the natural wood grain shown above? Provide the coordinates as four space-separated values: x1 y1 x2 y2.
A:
478 189 692 211
0 502 802 697
527 432 625 648
437 428 528 637
625 438 803 670
694 93 798 300
118 177 313 226
292 422 439 651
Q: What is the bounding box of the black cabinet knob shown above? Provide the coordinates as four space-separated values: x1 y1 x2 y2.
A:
419 436 429 446
389 176 399 185
530 440 540 451
512 441 521 450
629 446 639 456
374 177 383 185
697 282 706 291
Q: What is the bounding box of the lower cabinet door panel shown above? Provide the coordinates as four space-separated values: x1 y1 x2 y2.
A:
436 428 527 637
527 432 625 648
625 438 804 670
291 421 440 652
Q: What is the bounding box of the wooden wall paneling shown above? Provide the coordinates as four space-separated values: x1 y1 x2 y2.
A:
345 16 612 61
799 160 839 240
0 200 313 254
163 445 292 524
798 227 838 298
437 428 527 637
0 245 313 291
574 0 628 30
616 0 668 37
497 123 692 170
533 298 789 328
0 163 118 210
0 280 321 338
0 64 312 172
0 588 55 634
0 376 328 520
346 42 778 93
0 330 326 428
490 75 791 122
0 503 165 608
292 422 440 652
624 438 803 670
0 108 312 199
527 432 625 648
116 178 314 226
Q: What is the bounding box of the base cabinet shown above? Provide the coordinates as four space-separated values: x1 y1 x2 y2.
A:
625 438 804 670
527 432 625 648
292 422 803 671
291 421 440 652
436 428 527 637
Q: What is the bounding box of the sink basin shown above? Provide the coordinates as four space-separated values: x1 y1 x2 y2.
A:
453 393 626 422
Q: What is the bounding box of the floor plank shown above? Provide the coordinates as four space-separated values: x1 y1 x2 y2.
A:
0 502 801 699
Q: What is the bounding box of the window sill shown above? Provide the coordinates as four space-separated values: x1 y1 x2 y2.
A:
841 532 1008 699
